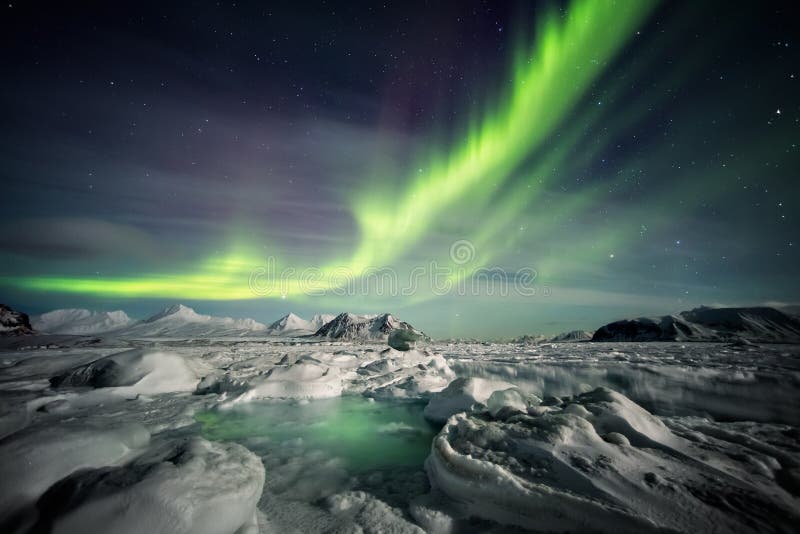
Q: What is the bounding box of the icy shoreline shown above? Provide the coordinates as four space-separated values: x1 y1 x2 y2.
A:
0 337 798 532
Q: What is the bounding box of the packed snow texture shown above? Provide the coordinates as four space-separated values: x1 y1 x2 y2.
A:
426 386 800 533
33 438 265 534
0 422 150 528
50 348 199 396
236 361 344 401
446 341 800 425
423 377 519 423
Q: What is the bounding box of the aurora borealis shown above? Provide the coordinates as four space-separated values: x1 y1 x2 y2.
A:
2 1 798 338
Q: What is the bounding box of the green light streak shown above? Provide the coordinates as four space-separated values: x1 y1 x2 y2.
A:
6 0 659 300
347 0 657 269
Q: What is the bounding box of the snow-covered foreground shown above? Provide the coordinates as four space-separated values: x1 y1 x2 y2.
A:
0 337 798 533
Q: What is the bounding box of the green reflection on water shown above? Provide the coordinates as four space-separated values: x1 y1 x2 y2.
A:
196 396 440 472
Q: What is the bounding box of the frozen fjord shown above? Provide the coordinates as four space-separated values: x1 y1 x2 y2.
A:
0 337 798 533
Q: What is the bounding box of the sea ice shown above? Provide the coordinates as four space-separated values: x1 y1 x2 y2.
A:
425 386 800 533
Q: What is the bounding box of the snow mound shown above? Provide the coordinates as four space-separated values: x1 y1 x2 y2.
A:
486 387 539 418
325 491 424 533
423 377 519 423
31 438 265 534
237 361 343 400
32 308 133 335
357 348 455 400
0 422 149 526
426 386 800 533
50 348 198 396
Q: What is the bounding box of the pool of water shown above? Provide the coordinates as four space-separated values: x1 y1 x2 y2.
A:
197 396 440 473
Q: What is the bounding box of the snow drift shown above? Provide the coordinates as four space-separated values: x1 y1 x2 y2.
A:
0 422 150 528
50 348 198 396
30 438 265 534
425 387 800 533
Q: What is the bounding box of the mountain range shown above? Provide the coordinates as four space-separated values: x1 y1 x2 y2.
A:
268 312 335 334
25 304 420 340
313 312 427 341
7 303 800 343
592 306 800 343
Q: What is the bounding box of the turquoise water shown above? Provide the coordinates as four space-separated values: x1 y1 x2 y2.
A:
197 396 439 472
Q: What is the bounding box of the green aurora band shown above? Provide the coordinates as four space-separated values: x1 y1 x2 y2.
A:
8 0 660 301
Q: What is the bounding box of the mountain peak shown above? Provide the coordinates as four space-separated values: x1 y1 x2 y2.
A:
0 304 34 336
269 312 310 331
32 308 133 335
144 304 200 323
314 311 424 340
593 306 800 343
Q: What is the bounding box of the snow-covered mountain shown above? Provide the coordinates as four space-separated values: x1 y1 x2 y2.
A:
679 306 800 341
592 306 800 343
32 308 133 335
268 312 314 333
115 304 267 338
25 305 336 339
511 334 547 344
0 304 33 336
548 330 594 343
314 312 425 341
310 313 336 329
267 312 336 334
511 330 593 344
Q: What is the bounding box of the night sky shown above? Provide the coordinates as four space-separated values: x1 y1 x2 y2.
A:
2 0 799 338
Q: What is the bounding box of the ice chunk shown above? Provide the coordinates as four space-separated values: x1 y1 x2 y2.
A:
326 491 425 533
31 438 265 534
360 350 455 400
423 377 517 423
0 422 149 525
388 328 424 351
237 362 343 400
50 348 199 396
486 387 539 418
